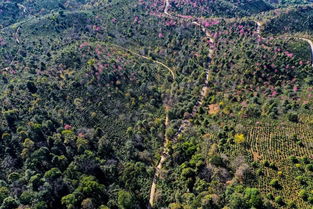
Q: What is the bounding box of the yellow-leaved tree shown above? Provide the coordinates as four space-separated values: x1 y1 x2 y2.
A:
234 133 245 144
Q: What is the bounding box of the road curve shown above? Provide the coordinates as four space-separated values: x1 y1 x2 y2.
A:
300 38 313 67
110 43 175 79
253 20 313 67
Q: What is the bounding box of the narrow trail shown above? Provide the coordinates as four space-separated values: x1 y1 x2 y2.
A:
164 0 170 15
17 3 27 13
299 38 313 67
148 0 215 207
107 43 175 209
255 21 262 38
110 43 175 79
252 20 313 67
107 44 176 209
147 1 173 202
148 1 174 206
148 131 169 208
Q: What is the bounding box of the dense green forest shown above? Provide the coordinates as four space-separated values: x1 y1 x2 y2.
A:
0 0 313 208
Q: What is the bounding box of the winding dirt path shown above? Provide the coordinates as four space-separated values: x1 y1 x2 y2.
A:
252 20 313 66
299 38 313 67
148 0 215 207
110 42 176 209
164 0 170 15
111 43 175 79
255 21 262 38
147 2 173 203
108 43 175 209
148 133 169 207
148 1 175 206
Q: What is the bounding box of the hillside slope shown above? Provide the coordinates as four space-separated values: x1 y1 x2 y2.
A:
0 0 313 209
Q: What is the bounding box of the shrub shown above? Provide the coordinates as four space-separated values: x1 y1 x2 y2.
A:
291 134 297 141
181 168 195 179
256 169 263 176
0 187 9 204
286 200 296 208
251 162 259 168
235 164 251 182
269 179 279 188
165 127 175 138
244 188 263 208
306 164 313 172
118 190 134 209
234 133 245 144
3 109 18 123
199 194 215 208
81 198 94 209
288 156 298 163
288 112 299 122
168 203 183 209
7 172 20 183
295 176 306 185
274 196 283 204
33 201 48 209
266 193 273 200
99 206 109 209
262 160 269 167
296 140 303 146
298 190 308 200
210 156 224 166
44 168 62 180
26 81 38 93
295 163 301 169
20 191 33 205
0 197 18 209
277 171 283 177
269 162 276 169
228 192 246 209
301 156 309 164
1 133 10 141
61 130 74 135
61 194 76 209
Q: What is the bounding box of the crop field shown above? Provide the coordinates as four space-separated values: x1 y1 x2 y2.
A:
209 119 313 208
